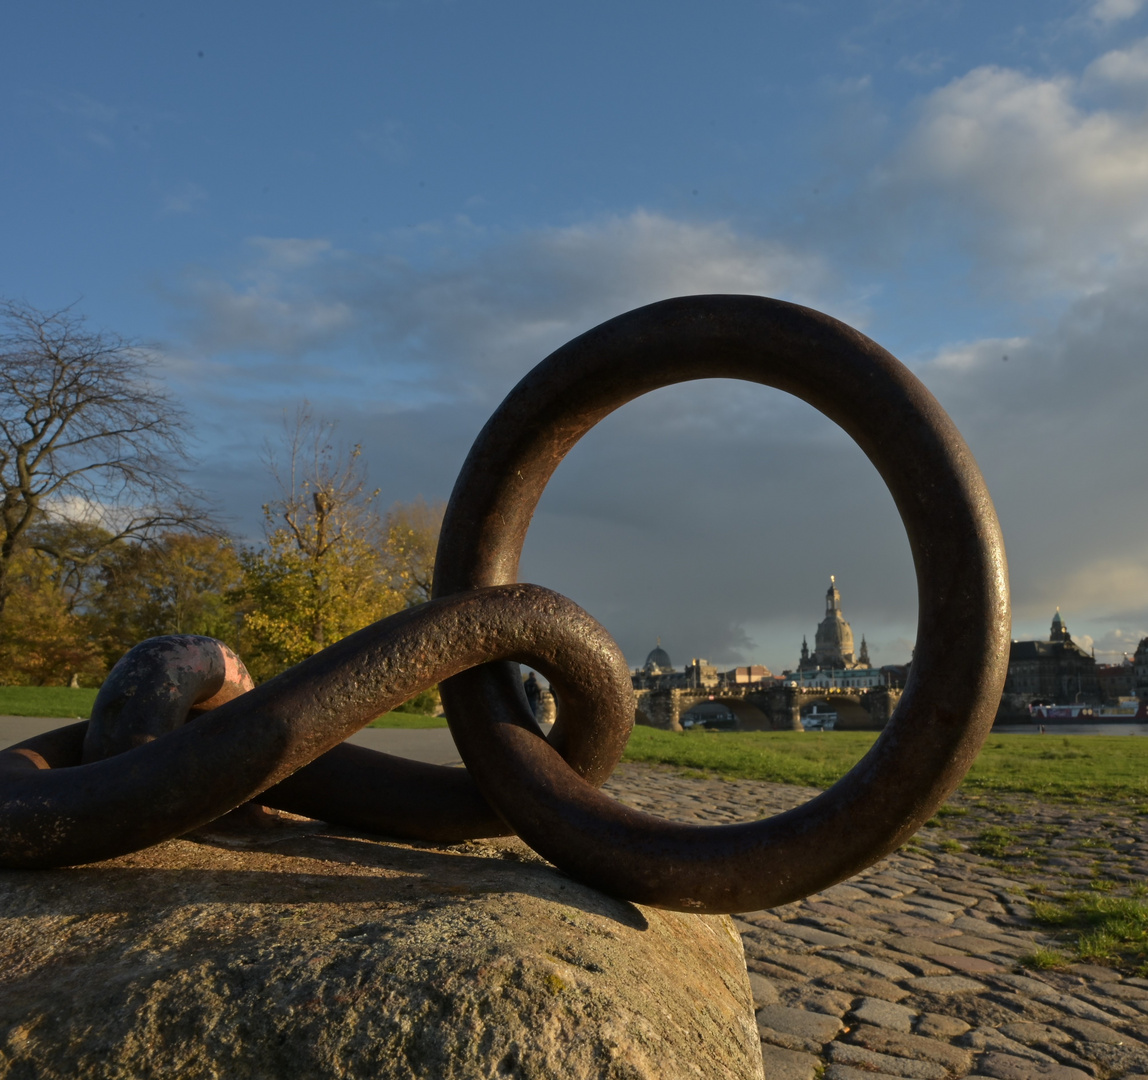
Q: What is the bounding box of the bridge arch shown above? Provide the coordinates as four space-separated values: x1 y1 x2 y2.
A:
795 692 871 730
678 695 771 731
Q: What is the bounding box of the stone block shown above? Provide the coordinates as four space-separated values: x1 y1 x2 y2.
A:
850 996 917 1032
0 825 762 1080
843 1023 974 1074
758 1043 821 1080
755 1004 842 1044
826 1040 949 1079
915 1012 971 1038
974 1051 1093 1079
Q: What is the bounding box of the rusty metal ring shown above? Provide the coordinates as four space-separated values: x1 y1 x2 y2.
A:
82 635 256 762
0 585 635 868
433 294 1010 913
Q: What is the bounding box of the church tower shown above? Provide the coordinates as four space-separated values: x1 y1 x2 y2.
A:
1050 608 1071 644
813 574 855 668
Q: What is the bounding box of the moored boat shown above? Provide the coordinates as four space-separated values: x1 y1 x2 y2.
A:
1029 698 1147 722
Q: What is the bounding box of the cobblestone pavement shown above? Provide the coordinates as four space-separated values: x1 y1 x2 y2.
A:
602 763 1148 1080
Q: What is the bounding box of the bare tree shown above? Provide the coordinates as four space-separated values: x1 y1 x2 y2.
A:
0 299 211 618
262 403 382 578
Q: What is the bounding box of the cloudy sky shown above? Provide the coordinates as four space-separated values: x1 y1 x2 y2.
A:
3 1 1147 675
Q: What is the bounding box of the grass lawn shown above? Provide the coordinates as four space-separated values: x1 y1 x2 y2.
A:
621 727 1148 800
0 686 445 727
366 713 448 729
0 686 99 718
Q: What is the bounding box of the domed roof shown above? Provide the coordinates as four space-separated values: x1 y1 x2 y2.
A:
644 643 673 673
814 576 854 665
816 610 854 650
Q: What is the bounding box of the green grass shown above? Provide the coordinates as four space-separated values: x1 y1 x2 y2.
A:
1030 892 1148 975
621 728 875 788
620 728 1148 800
970 825 1019 858
1020 947 1071 971
934 804 968 819
0 686 446 728
365 712 448 729
0 685 99 718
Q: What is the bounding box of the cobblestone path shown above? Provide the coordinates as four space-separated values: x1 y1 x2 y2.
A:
602 763 1148 1080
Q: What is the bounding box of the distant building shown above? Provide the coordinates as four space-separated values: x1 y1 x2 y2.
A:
787 577 881 689
631 641 772 692
642 640 673 676
1004 609 1101 704
1135 637 1148 703
726 665 773 685
1097 660 1136 702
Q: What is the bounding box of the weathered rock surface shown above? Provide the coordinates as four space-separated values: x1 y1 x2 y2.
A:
0 820 762 1080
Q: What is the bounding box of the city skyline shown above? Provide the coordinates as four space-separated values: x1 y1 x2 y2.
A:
3 2 1147 676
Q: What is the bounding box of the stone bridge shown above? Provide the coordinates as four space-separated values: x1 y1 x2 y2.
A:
633 683 901 732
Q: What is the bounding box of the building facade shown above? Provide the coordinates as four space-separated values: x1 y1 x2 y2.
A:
630 642 773 693
1135 637 1148 703
787 577 880 689
1004 609 1101 704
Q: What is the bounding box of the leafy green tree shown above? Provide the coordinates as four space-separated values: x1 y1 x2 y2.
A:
97 532 243 665
0 544 104 686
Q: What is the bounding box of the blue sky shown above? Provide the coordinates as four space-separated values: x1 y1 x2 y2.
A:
4 1 1147 674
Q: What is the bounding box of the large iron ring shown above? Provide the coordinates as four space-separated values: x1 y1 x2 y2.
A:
433 294 1010 912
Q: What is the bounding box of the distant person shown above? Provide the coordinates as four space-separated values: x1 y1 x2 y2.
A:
522 672 542 718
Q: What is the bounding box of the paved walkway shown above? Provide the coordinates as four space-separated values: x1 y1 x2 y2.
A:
603 764 1148 1080
0 715 464 765
5 719 1147 1077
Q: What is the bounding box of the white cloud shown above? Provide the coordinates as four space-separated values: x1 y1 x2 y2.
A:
171 211 849 383
1085 36 1148 85
247 237 334 271
1089 0 1147 25
928 336 1029 373
890 63 1148 292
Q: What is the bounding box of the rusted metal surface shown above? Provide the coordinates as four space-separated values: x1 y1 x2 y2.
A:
0 295 1008 914
83 635 255 762
0 585 634 867
433 295 1009 912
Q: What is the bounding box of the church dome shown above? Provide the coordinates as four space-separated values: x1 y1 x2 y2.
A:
644 643 673 673
813 576 855 667
816 611 854 663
